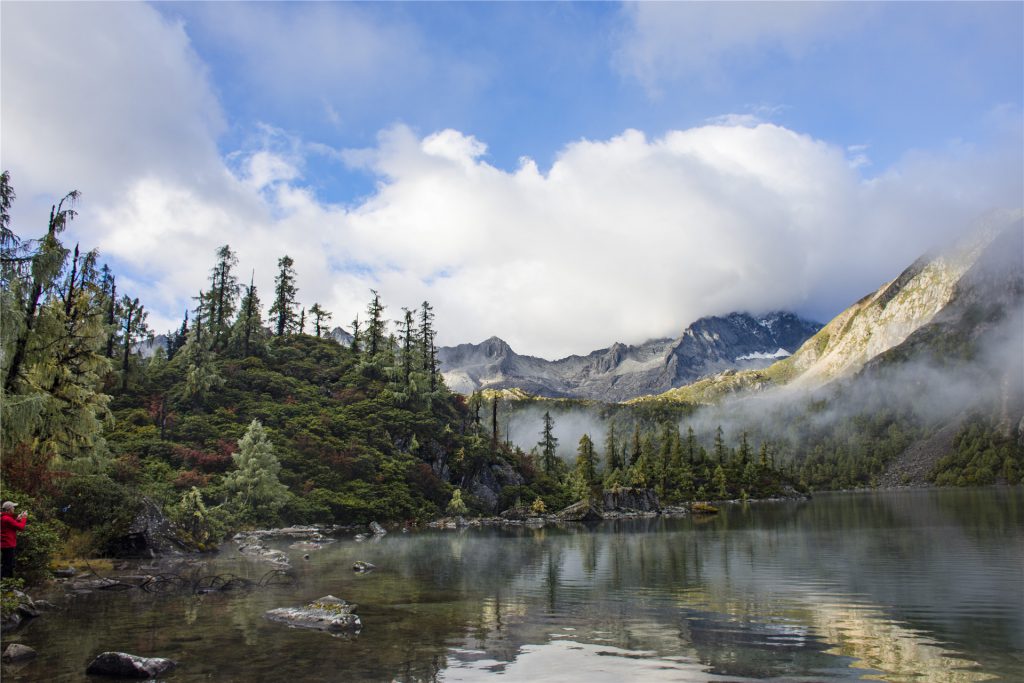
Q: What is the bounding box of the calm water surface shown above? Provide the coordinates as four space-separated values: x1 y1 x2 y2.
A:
3 488 1022 682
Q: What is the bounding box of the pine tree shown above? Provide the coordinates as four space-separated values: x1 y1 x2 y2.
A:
229 274 264 357
538 411 559 475
604 422 622 472
572 434 599 501
309 302 332 338
365 289 386 357
714 426 726 464
268 255 298 336
118 295 150 390
224 419 290 523
419 301 439 391
204 245 239 351
398 307 416 385
446 489 468 515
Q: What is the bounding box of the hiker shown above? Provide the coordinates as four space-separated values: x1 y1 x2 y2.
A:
1 501 28 579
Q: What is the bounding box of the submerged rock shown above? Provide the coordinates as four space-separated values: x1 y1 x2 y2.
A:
265 595 362 634
352 561 376 573
85 651 176 678
2 643 37 662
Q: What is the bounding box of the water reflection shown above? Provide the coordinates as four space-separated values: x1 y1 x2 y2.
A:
3 488 1021 682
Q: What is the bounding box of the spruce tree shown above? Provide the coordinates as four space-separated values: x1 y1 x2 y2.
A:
224 419 290 523
204 245 239 350
309 302 332 338
230 274 264 357
268 255 298 336
538 411 559 475
118 295 150 390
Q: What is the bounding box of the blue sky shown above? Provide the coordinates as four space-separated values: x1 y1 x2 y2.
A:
3 2 1022 358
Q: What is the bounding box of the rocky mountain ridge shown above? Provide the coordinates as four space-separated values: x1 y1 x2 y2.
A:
643 210 1024 406
438 311 822 402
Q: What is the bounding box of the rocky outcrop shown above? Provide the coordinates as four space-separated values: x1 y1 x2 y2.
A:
266 595 362 634
556 500 604 522
85 652 176 678
467 460 527 513
602 487 660 512
109 497 197 558
439 312 821 401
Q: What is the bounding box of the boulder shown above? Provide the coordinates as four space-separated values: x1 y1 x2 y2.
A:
2 643 37 662
557 500 604 522
265 595 362 634
85 651 176 678
352 561 376 573
369 521 387 536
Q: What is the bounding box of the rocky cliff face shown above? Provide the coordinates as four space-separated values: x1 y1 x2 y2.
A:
439 312 821 402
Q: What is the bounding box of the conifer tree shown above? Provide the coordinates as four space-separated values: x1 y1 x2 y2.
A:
538 411 559 475
365 290 386 357
268 255 299 336
204 245 239 350
572 433 599 501
398 307 416 385
224 419 290 522
419 301 439 390
118 295 150 390
446 489 468 515
309 302 332 338
604 422 622 472
230 274 264 358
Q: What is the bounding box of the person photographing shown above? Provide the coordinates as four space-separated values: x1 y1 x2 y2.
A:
1 501 28 579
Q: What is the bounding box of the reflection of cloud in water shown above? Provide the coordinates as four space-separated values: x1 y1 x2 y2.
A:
444 638 749 682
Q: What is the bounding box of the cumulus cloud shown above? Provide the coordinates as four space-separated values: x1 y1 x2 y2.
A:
3 2 1021 360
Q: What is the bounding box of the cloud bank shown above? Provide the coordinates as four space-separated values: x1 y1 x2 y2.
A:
3 3 1021 360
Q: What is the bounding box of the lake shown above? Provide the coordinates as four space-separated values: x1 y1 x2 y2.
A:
3 488 1022 681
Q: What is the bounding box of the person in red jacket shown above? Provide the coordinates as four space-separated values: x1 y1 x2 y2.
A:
1 501 28 579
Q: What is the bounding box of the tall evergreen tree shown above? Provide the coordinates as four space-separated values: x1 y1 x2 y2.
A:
365 290 386 357
268 255 298 336
572 433 599 500
230 274 264 357
309 302 332 338
604 422 622 472
204 245 239 350
118 295 150 390
419 301 439 390
538 411 559 475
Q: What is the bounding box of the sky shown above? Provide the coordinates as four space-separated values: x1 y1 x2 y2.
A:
2 1 1022 359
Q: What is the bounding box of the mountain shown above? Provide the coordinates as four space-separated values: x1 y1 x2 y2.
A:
439 311 822 402
644 210 1024 406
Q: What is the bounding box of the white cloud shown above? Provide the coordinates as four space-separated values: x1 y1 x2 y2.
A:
3 2 1020 360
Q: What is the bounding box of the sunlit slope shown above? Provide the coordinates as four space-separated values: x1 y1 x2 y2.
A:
634 210 1024 405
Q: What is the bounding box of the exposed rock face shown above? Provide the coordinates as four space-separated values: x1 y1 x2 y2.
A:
266 595 362 634
439 312 820 402
110 497 197 558
85 652 176 678
602 487 660 512
467 460 527 513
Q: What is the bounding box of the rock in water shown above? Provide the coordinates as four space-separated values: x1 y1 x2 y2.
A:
2 643 37 662
85 652 176 678
352 561 376 573
557 500 604 522
369 521 387 536
265 595 362 634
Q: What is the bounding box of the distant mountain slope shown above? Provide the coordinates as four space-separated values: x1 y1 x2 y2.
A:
641 210 1024 406
439 311 821 402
